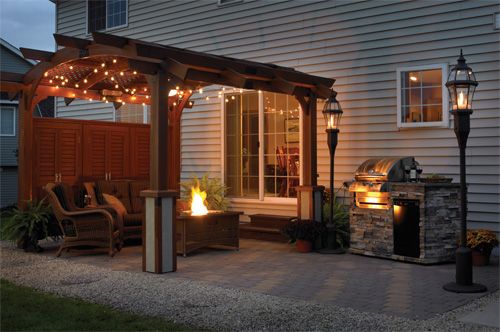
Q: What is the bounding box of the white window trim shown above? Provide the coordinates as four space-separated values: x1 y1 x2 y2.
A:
86 0 129 35
0 106 16 137
220 89 298 203
396 63 449 129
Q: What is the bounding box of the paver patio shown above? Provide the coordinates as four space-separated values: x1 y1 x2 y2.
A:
41 239 499 320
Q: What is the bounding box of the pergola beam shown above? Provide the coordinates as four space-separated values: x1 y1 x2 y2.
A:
20 48 54 62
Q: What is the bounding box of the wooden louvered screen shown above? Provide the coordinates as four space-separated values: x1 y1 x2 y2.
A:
130 126 150 179
33 118 150 200
107 126 130 180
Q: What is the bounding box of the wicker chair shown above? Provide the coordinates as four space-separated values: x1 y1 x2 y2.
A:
44 182 121 257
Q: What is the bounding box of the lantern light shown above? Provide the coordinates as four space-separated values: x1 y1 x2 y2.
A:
446 50 478 111
322 91 343 130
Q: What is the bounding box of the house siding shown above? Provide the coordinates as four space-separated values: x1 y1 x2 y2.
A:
0 43 33 207
55 0 500 231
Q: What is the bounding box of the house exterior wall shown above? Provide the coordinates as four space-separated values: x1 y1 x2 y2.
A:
0 43 33 207
55 0 500 231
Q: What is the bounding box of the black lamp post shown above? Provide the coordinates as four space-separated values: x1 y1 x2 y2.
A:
443 50 486 293
319 90 345 254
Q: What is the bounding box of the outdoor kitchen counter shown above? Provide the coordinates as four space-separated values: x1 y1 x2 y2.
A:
350 182 461 264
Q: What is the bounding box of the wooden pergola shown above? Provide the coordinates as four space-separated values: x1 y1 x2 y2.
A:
0 32 335 273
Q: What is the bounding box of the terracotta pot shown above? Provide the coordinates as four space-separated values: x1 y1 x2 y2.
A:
296 239 312 253
472 249 489 266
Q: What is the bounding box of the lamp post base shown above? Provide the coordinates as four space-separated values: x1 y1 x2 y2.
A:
443 282 487 293
318 247 346 254
443 246 487 293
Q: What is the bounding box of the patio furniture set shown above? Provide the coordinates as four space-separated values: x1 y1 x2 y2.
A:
45 180 240 257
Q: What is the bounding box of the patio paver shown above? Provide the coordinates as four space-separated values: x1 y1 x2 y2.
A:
40 239 499 320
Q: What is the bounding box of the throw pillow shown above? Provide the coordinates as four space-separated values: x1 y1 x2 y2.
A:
102 193 127 217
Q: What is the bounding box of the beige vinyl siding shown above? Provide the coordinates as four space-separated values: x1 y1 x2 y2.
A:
56 0 500 231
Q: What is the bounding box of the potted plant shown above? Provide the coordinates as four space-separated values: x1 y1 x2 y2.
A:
0 200 54 252
467 229 498 266
180 173 229 212
321 193 350 250
281 219 324 253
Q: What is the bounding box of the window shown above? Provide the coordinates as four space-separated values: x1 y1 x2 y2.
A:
0 107 16 136
224 91 301 199
87 0 127 34
115 103 149 124
396 64 448 128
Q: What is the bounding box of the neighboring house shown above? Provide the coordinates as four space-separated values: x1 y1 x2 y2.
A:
53 0 500 232
0 38 54 207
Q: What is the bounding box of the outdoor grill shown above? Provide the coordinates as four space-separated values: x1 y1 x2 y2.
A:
348 157 417 210
348 156 461 264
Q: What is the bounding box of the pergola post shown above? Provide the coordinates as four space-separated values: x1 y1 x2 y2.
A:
141 71 177 273
296 94 324 222
17 90 34 206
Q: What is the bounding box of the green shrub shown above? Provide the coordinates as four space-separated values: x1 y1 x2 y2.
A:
322 196 350 248
0 200 52 252
180 174 229 211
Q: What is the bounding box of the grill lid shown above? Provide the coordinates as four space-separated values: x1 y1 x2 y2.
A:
354 157 416 183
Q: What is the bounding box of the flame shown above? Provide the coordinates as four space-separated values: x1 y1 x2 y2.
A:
190 184 209 216
457 91 466 109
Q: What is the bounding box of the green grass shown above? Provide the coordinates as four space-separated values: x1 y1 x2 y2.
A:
0 279 196 331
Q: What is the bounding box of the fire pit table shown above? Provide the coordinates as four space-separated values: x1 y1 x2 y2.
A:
176 211 242 257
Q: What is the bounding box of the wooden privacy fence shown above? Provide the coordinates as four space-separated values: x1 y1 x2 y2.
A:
32 117 150 200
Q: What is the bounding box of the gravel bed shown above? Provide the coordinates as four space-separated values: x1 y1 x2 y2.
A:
1 243 497 331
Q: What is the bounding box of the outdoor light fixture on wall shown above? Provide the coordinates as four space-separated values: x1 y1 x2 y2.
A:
443 50 486 293
319 90 345 254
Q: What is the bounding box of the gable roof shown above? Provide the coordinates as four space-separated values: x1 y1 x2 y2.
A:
0 38 36 66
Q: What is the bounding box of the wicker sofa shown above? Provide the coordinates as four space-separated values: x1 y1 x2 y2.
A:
87 179 149 241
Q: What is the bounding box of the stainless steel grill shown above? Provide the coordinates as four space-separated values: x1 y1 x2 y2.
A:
349 157 418 209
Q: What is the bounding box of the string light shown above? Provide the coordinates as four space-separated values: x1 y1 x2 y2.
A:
115 84 119 89
44 72 48 77
133 71 137 75
75 84 79 88
120 72 124 76
60 76 64 80
104 71 109 75
89 98 93 101
146 95 149 99
61 81 65 86
173 102 177 106
83 90 87 94
189 101 193 106
143 87 147 92
101 63 106 67
198 88 203 94
112 59 117 63
189 89 193 94
83 79 88 83
55 85 59 89
222 87 226 91
125 88 129 92
142 102 145 106
69 66 73 70
225 98 229 102
94 69 98 73
175 86 179 90
239 89 243 93
231 96 235 100
110 77 115 81
49 80 53 83
205 96 209 101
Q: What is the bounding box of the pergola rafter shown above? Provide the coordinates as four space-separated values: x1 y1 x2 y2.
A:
0 31 336 274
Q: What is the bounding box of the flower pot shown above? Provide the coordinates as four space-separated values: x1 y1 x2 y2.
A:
296 239 312 253
472 250 489 266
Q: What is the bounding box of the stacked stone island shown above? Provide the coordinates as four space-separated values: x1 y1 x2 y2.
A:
349 182 460 264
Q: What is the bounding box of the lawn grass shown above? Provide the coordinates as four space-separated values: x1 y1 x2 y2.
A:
0 278 196 331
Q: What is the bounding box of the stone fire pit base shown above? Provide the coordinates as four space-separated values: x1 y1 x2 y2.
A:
176 211 242 257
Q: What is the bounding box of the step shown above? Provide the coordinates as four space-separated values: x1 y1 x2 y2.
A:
239 223 289 243
249 214 295 229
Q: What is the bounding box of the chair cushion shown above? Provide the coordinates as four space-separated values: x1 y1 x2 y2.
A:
53 185 69 211
103 194 127 218
123 213 143 227
96 180 133 213
130 180 149 214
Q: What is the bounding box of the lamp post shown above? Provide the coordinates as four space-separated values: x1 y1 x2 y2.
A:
443 50 486 293
319 90 345 254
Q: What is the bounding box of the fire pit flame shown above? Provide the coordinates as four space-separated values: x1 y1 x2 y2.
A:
191 184 209 216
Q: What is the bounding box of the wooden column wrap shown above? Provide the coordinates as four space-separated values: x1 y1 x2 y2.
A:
17 91 34 206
